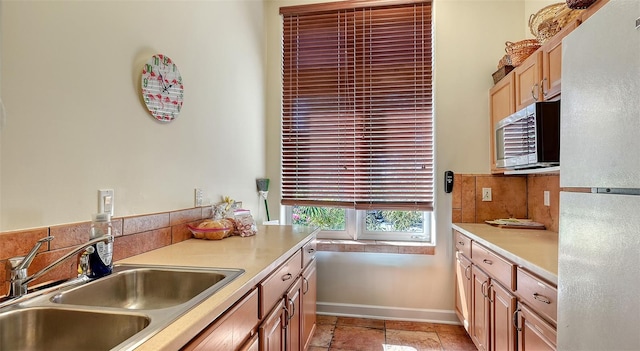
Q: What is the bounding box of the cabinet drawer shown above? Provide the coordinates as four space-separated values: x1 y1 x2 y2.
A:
471 242 515 290
259 249 302 318
519 302 557 348
302 239 316 269
454 230 471 258
516 267 557 324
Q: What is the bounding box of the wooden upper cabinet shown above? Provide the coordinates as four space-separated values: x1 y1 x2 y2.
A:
541 21 579 101
489 73 515 173
514 51 542 111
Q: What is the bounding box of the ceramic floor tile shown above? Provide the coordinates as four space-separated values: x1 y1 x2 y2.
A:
385 320 437 332
308 347 330 351
310 323 335 348
433 324 468 336
318 315 338 325
385 329 442 351
331 325 385 351
438 332 477 351
337 316 385 329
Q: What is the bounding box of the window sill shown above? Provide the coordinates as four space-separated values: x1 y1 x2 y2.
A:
316 239 435 255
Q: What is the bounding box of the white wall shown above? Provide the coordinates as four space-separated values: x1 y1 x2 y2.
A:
265 0 524 322
0 1 266 230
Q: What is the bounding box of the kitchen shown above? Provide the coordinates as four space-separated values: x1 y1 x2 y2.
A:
0 0 637 350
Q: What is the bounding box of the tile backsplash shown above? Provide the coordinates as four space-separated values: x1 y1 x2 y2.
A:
452 173 560 232
0 206 213 297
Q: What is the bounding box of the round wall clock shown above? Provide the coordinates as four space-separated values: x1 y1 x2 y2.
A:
141 54 184 122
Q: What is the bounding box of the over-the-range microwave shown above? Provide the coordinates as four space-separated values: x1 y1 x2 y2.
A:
495 101 560 170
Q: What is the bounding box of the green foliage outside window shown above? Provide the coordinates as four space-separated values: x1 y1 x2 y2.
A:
365 210 423 232
292 206 346 230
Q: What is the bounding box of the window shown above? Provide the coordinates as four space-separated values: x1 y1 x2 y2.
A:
280 1 433 242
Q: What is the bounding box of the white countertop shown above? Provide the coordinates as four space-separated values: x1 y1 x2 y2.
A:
117 224 318 351
452 223 558 285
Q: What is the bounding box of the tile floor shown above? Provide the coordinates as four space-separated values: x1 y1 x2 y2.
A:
309 315 477 351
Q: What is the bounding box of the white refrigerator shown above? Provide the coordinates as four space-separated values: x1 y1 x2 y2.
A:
558 0 640 350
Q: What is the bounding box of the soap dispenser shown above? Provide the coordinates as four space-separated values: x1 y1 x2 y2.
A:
88 213 114 278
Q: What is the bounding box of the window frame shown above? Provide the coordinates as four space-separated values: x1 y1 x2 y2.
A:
284 205 433 244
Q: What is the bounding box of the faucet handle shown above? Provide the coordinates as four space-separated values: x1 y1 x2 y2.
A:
12 235 54 271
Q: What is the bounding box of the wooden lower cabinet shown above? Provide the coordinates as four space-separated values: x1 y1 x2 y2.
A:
515 303 557 351
490 280 516 351
260 299 287 351
454 251 472 331
301 260 317 350
239 334 259 351
285 277 303 351
471 266 490 351
182 288 259 351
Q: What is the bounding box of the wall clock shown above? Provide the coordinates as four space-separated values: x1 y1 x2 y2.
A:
141 54 184 122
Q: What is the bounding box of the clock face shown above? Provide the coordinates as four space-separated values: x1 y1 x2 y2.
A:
141 54 184 122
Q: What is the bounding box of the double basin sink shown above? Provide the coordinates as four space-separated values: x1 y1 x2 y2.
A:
0 264 244 350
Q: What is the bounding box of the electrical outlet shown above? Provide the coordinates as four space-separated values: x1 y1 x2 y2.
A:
482 188 492 202
544 191 550 207
98 189 114 216
195 188 204 207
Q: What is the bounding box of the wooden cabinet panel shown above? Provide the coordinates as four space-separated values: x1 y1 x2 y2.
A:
516 303 557 351
541 21 578 101
516 268 557 324
471 242 515 290
471 266 490 351
490 281 516 351
489 73 515 173
301 260 317 350
455 251 472 332
302 239 316 269
514 52 542 111
239 334 259 351
182 288 258 351
260 300 286 351
454 230 472 259
259 249 303 318
285 277 302 351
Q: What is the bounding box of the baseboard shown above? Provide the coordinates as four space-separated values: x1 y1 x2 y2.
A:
316 301 460 325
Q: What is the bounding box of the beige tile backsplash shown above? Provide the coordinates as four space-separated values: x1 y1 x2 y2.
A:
452 173 560 232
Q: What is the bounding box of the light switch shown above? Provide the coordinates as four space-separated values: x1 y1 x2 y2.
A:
98 189 114 216
544 191 550 207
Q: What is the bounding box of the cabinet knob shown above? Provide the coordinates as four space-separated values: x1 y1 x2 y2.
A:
282 273 293 281
482 259 493 265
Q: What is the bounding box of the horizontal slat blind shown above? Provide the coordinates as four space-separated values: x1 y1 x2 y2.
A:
281 1 433 211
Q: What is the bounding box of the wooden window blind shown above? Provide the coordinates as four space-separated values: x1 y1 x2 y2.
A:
280 0 433 211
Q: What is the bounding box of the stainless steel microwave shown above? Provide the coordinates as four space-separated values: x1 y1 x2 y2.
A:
495 101 560 170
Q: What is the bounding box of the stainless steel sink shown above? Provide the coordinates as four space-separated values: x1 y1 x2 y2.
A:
0 264 244 350
0 307 149 351
51 266 232 309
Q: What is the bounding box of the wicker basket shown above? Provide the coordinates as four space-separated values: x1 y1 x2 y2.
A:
498 54 512 69
504 39 541 67
492 65 514 84
529 3 583 43
566 0 597 9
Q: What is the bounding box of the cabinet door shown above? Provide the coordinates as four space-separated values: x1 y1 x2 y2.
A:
285 277 302 351
260 300 286 351
490 281 516 351
541 21 578 100
301 260 317 350
471 266 490 351
489 73 515 173
454 252 472 331
239 333 259 351
515 303 556 351
514 51 542 111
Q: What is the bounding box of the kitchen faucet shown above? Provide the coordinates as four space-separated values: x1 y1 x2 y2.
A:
6 234 113 298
